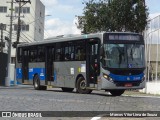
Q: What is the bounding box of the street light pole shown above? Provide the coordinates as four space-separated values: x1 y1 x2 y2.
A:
5 0 13 86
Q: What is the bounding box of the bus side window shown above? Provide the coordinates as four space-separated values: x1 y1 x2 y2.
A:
75 48 80 60
64 42 75 61
64 46 70 61
75 46 85 61
29 47 37 62
37 46 45 62
70 46 75 60
55 43 63 61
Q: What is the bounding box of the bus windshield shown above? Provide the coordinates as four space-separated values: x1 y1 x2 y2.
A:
103 43 145 68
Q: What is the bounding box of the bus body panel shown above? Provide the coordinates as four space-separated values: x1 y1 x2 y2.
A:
100 67 145 90
28 62 45 85
52 61 86 88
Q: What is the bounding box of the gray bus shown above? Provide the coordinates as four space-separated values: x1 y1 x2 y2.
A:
16 32 145 96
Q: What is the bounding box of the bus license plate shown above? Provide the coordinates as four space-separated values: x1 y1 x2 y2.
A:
124 83 132 87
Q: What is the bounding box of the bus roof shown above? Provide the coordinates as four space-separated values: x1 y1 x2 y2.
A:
17 32 140 47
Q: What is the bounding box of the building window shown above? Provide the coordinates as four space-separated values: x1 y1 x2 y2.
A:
15 7 30 14
0 6 7 13
14 24 29 31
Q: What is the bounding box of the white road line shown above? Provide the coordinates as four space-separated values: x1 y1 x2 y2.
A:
91 117 101 120
124 95 160 98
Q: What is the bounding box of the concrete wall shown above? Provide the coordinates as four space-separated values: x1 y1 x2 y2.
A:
140 82 160 95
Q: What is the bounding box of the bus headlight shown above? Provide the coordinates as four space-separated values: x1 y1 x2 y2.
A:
103 73 113 81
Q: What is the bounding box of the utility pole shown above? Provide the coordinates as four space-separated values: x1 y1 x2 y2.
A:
0 23 4 53
16 0 31 45
16 1 21 44
13 0 31 86
5 0 14 86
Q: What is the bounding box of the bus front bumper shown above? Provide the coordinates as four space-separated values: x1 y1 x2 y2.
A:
100 77 145 90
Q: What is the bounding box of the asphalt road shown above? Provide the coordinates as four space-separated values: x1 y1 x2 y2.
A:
0 85 160 120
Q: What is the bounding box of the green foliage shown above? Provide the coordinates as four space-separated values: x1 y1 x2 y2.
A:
77 0 148 33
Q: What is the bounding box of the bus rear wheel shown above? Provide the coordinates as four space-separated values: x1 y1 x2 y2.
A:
109 90 125 96
76 77 92 94
33 74 46 90
61 87 74 92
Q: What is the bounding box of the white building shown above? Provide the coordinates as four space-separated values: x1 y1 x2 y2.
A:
0 0 45 63
141 15 160 95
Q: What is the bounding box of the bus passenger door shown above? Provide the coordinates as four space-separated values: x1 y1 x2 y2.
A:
86 39 100 86
45 46 54 85
22 49 29 83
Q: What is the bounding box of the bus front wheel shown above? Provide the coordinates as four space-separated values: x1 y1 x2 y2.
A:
109 90 125 96
33 75 46 90
76 77 92 94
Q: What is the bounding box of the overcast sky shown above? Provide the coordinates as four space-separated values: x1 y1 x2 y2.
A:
40 0 160 38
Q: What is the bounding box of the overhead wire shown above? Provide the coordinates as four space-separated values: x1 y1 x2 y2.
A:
20 32 33 43
22 14 45 41
3 30 30 43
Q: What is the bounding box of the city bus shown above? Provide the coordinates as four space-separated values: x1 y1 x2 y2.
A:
16 32 145 96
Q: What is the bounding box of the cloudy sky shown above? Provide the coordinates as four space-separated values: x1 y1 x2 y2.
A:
40 0 160 38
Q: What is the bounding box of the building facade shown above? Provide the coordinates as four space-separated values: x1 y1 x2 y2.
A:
0 0 45 63
143 15 160 94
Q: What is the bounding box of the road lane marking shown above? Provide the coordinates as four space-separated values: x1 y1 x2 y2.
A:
123 95 160 98
91 117 101 120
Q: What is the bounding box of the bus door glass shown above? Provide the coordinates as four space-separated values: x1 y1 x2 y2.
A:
22 49 29 82
46 46 54 83
86 38 100 85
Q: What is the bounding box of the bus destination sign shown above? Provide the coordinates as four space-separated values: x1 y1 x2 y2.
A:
109 34 140 41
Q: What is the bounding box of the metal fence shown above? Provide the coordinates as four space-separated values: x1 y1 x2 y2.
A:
144 15 160 82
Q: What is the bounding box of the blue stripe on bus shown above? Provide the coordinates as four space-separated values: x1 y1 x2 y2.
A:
54 71 57 81
16 68 45 80
29 68 45 80
109 73 144 82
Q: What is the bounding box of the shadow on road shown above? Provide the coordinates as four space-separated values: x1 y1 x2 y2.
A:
0 85 151 98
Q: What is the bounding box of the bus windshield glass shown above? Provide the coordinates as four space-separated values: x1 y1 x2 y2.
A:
103 43 145 68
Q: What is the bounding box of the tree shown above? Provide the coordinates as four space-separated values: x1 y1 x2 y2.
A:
77 0 148 33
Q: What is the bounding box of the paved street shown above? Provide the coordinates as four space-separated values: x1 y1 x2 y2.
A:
0 85 160 120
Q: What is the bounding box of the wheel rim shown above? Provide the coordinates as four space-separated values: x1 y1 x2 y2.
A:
80 80 86 90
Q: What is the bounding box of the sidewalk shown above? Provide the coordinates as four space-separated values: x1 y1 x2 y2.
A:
124 90 160 97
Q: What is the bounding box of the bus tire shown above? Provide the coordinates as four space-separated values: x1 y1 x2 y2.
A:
61 87 74 92
33 74 46 90
76 77 92 94
109 90 125 96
